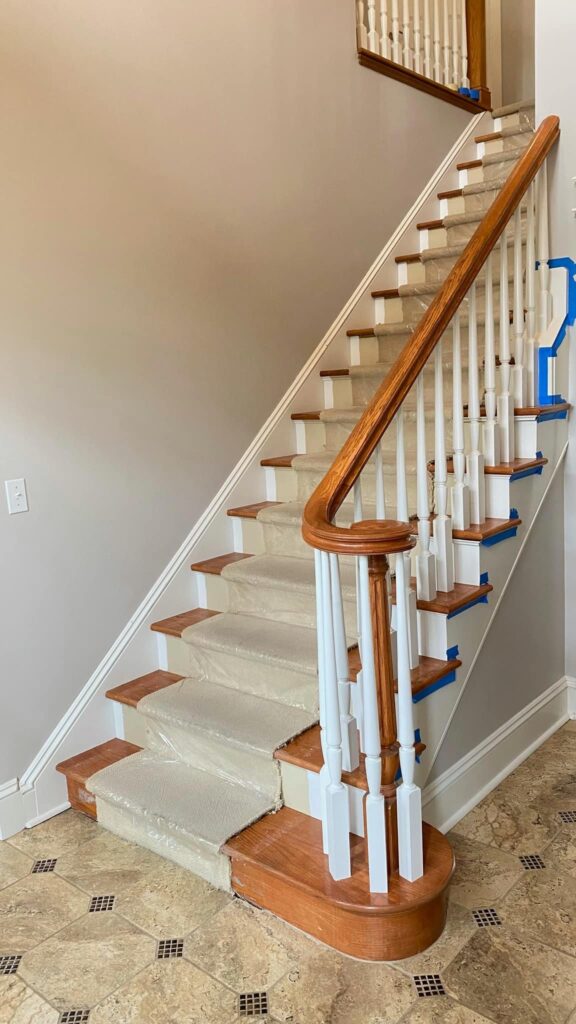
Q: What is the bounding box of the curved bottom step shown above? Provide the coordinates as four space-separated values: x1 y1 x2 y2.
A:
223 806 454 961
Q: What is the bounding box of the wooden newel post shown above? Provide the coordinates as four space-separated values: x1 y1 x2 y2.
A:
367 553 400 874
465 0 491 108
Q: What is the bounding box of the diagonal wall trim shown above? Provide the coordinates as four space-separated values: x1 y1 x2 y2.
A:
425 441 569 775
18 112 485 793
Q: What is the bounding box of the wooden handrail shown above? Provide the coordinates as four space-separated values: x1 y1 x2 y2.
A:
302 116 560 555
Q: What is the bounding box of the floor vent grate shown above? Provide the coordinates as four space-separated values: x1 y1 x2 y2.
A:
32 858 57 874
157 938 184 960
59 1011 90 1024
0 955 22 976
239 991 269 1017
519 854 545 870
89 895 116 913
472 908 502 928
414 974 446 998
559 811 576 824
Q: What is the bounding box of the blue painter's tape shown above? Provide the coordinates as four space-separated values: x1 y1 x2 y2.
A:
480 571 489 585
469 88 480 100
458 87 471 97
536 409 568 422
482 526 518 547
448 596 489 619
446 645 460 660
536 256 576 405
413 670 457 703
510 465 544 482
510 508 519 520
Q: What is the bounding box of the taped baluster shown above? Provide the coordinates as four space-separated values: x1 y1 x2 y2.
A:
497 224 515 463
416 371 437 600
433 336 454 592
320 551 351 881
442 0 451 85
395 550 424 881
367 0 379 52
358 555 388 892
352 480 365 752
451 310 471 530
391 0 401 62
413 0 422 74
460 0 469 87
402 0 412 68
356 0 369 49
423 0 433 78
525 182 537 406
466 281 486 524
451 0 460 88
330 552 360 774
433 0 442 82
314 549 330 855
396 408 419 669
482 251 501 466
512 205 527 408
380 0 390 58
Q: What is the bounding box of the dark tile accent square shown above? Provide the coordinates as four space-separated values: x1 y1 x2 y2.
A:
414 974 446 998
519 854 545 870
472 907 502 928
239 991 269 1017
32 858 57 874
0 954 22 976
59 1012 90 1024
157 938 184 960
88 894 115 913
559 810 576 824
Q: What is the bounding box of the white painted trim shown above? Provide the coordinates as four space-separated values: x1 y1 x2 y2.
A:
426 440 569 772
566 675 576 719
18 111 486 796
423 674 569 832
0 778 19 800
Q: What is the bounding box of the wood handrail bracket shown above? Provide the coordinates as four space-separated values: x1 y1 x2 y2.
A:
302 117 560 556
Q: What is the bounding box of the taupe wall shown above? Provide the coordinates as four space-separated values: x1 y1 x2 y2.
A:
0 2 470 782
501 0 535 105
429 471 565 781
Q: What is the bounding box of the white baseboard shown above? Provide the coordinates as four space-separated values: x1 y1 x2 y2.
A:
422 675 569 833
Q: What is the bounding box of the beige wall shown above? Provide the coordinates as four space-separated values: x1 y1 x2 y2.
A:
501 0 535 105
0 1 470 782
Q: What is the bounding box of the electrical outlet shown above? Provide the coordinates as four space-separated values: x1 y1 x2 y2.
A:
5 479 29 514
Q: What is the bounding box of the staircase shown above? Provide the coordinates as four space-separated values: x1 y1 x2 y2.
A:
56 99 570 961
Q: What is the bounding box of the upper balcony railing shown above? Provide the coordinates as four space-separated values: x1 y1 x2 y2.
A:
356 0 491 112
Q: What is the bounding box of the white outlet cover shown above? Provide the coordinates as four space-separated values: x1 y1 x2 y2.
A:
5 478 29 514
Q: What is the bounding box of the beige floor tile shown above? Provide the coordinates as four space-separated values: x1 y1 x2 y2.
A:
542 826 576 878
443 928 576 1024
8 810 98 859
184 900 311 991
0 843 34 891
268 951 416 1024
400 997 497 1023
562 720 576 733
396 901 476 976
0 873 87 953
499 866 576 957
19 911 155 1010
55 828 161 893
0 975 59 1024
89 959 238 1024
448 833 524 908
116 858 230 938
451 785 560 855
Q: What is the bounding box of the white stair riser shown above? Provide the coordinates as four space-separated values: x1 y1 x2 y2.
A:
418 226 447 251
120 704 282 802
294 419 326 454
323 375 354 409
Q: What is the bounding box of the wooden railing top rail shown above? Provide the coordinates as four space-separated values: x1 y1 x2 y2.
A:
302 116 560 556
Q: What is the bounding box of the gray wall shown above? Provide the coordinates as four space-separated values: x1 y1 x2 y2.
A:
501 0 535 105
0 1 471 782
429 471 565 781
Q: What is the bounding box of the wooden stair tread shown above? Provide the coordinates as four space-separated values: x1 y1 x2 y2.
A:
475 130 502 143
106 669 184 708
409 515 522 543
56 738 141 784
395 252 422 264
190 552 251 575
371 287 400 299
484 455 547 475
151 608 219 637
320 367 350 377
516 401 570 416
275 724 426 792
438 187 463 200
345 327 377 338
348 646 460 696
260 454 297 468
457 158 482 170
391 579 493 615
291 410 321 421
416 218 444 231
227 501 281 520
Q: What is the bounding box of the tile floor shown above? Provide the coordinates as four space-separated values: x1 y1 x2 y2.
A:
1 723 576 1023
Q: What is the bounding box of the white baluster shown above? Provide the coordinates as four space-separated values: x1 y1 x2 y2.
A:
433 0 442 82
416 371 437 599
451 310 471 529
391 0 401 63
497 224 515 463
367 0 379 52
466 281 486 523
423 0 433 78
396 408 419 670
413 0 422 74
314 549 330 855
442 0 451 85
433 336 454 592
460 0 469 87
320 550 351 880
525 182 537 405
451 0 460 87
358 555 388 892
356 0 369 49
402 0 412 68
395 550 424 881
537 161 552 340
375 440 386 519
512 205 527 408
482 251 501 466
330 553 360 774
352 480 365 753
380 0 391 58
